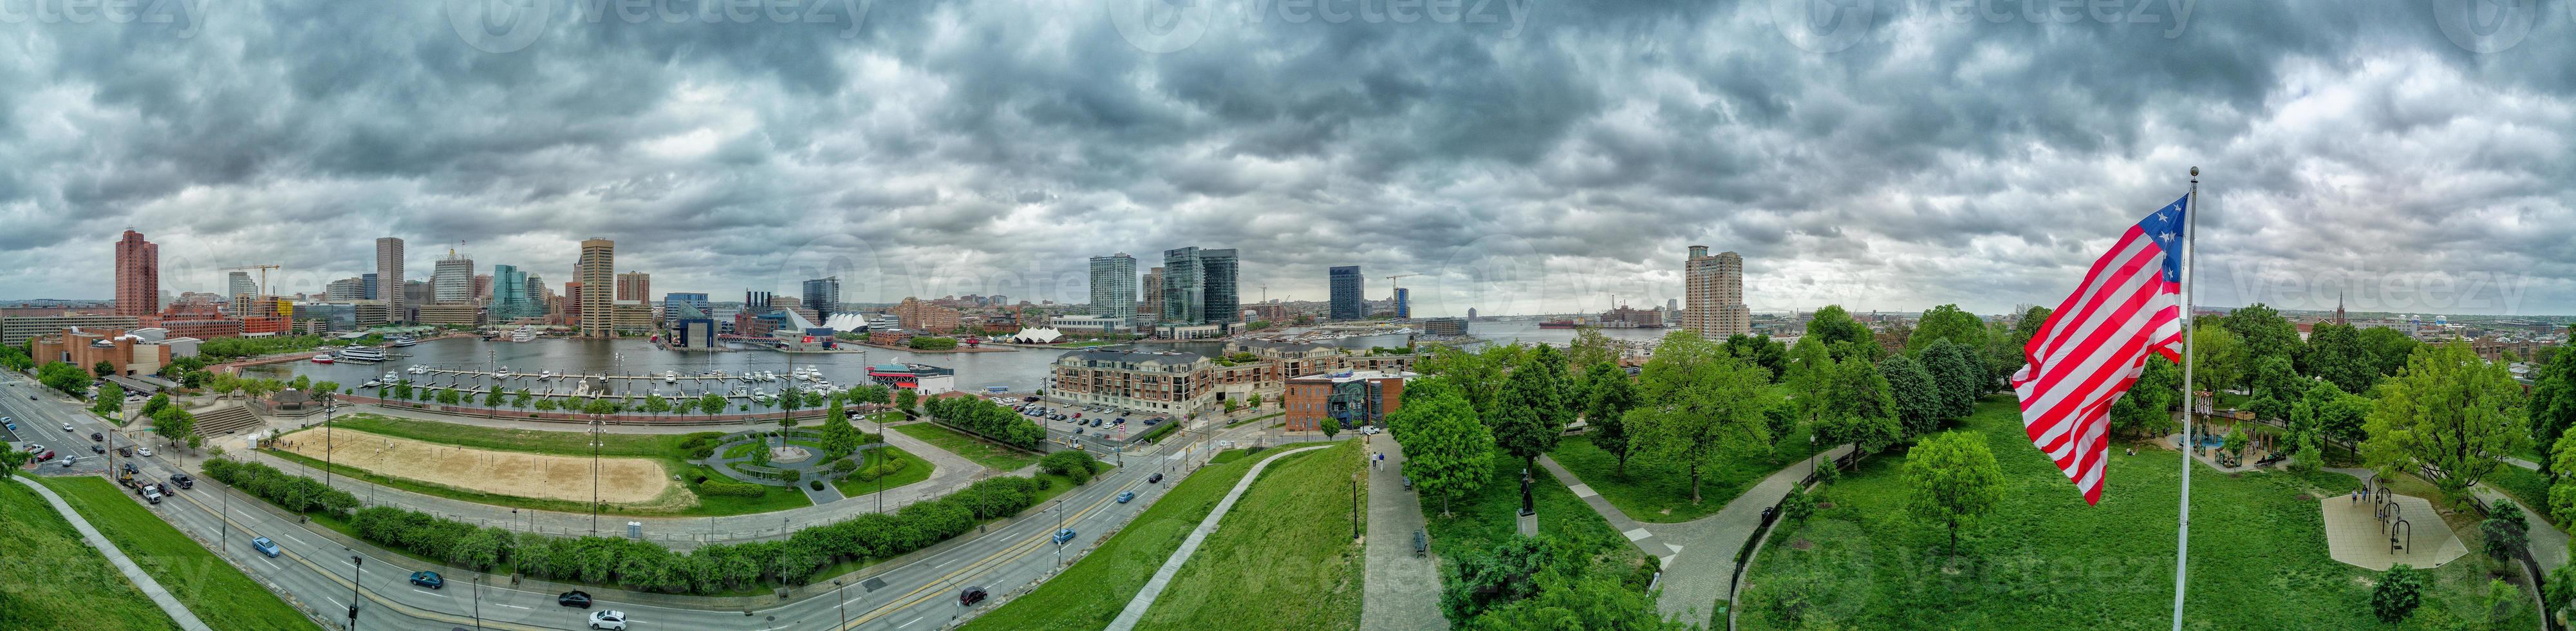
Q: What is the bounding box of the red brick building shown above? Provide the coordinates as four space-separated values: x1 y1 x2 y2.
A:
30 327 172 377
1284 370 1412 432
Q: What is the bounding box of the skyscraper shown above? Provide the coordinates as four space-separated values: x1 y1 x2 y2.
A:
114 230 158 317
376 237 406 320
490 265 536 321
1683 245 1750 338
433 249 475 303
1160 247 1239 325
1329 265 1365 320
1088 254 1138 316
1139 267 1164 317
617 272 651 302
802 277 841 321
227 271 257 301
1393 287 1410 319
362 273 378 302
577 238 613 338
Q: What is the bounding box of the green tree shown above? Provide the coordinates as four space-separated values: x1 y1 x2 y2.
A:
290 375 312 392
644 394 671 419
1415 344 1524 413
2371 564 2427 623
2221 303 2302 368
91 382 124 417
1878 354 1943 438
1905 431 2006 556
2360 343 2528 498
93 361 116 378
700 393 726 417
2530 357 2576 476
1246 393 1263 410
1577 361 1639 475
140 393 172 418
1565 326 1619 372
820 401 860 459
1919 340 1984 416
1489 345 1574 469
1722 334 1789 382
2245 354 2302 423
1816 357 1901 456
151 405 196 447
1907 304 1989 356
2358 326 2420 379
1039 451 1100 485
1805 305 1873 357
392 379 413 401
1395 389 1495 516
1628 330 1777 504
2302 323 2378 394
1784 336 1834 430
438 388 463 406
2190 325 2245 397
1319 415 1341 439
895 388 919 413
1985 306 2051 386
512 389 533 410
485 384 504 408
535 397 559 412
2111 357 2181 438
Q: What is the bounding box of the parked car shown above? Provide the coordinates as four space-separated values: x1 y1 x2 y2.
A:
959 587 989 607
251 537 281 558
1117 491 1136 504
1052 528 1077 545
557 590 593 608
1147 473 1164 484
409 570 444 589
169 473 192 489
21 444 42 453
587 610 628 630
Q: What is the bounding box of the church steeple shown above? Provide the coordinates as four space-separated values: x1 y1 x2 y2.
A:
2335 291 2346 325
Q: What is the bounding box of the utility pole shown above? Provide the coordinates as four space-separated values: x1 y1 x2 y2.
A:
346 552 362 630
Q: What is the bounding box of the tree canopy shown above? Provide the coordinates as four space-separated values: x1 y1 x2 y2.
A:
1879 354 1944 438
1907 304 1989 355
1919 339 1985 417
2302 323 2379 394
2360 343 2528 497
2221 303 2302 368
2532 357 2576 476
1395 389 1495 516
1577 361 1640 475
1629 330 1778 504
2189 325 2245 396
1905 431 2006 556
1815 356 1901 456
1806 305 1874 359
1490 344 1576 468
2109 356 2181 438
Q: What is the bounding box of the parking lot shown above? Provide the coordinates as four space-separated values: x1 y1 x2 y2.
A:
989 397 1174 449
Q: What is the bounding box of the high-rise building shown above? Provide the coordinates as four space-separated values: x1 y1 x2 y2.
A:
616 272 651 302
802 277 841 322
1139 267 1164 317
1683 245 1750 338
1393 287 1410 319
1160 247 1238 325
326 277 368 301
432 249 475 304
563 281 583 323
473 274 492 303
361 273 378 301
1329 265 1365 320
225 272 258 317
577 238 613 338
1089 254 1138 316
664 293 711 317
744 290 775 314
114 230 158 317
490 265 537 321
1467 307 1479 321
375 237 406 321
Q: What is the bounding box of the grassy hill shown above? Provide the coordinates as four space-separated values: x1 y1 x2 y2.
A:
1138 441 1367 630
37 476 319 630
959 447 1280 631
0 477 185 630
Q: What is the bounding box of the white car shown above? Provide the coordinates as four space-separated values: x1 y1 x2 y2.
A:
136 447 153 457
61 423 73 432
588 610 628 630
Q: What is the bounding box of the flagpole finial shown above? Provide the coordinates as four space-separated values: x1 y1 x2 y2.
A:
2189 166 2199 178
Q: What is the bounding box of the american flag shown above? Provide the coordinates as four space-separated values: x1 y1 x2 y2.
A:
2011 195 2189 505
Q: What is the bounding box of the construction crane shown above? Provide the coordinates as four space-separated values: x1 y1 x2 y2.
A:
1383 273 1419 297
219 263 283 298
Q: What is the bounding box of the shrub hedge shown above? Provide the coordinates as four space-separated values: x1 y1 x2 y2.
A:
201 458 360 518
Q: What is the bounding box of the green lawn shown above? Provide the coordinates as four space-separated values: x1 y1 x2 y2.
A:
1139 442 1362 630
35 476 319 630
895 422 1041 471
830 446 935 497
320 413 714 458
961 447 1271 630
0 478 185 630
1547 424 1824 523
1738 399 2536 630
1417 455 1657 601
2483 465 2555 527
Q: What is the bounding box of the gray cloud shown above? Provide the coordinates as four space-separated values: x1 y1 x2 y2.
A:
0 0 2570 319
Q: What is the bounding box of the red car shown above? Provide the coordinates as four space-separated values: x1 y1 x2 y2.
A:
37 450 55 462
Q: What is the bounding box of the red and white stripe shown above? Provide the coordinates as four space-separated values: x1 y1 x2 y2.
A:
2010 224 2183 505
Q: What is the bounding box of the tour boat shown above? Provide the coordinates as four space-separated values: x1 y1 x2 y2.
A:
338 346 387 363
310 353 335 364
390 335 418 347
510 326 537 343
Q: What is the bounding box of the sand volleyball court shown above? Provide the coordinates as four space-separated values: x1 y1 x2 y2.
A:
275 428 673 504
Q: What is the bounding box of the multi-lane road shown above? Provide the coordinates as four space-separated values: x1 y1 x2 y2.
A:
1 370 1247 630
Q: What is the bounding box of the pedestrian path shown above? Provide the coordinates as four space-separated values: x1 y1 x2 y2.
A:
1533 444 1853 621
1106 444 1334 631
12 476 214 631
1362 438 1448 631
2470 483 2569 573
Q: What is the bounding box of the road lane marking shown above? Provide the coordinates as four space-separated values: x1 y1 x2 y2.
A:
414 589 449 598
494 603 531 609
897 617 921 628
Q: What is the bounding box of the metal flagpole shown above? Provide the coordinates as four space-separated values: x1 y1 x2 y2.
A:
2172 166 2199 631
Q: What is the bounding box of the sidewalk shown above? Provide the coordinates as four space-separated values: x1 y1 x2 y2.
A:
1362 438 1448 631
1533 444 1854 621
1106 444 1336 630
12 476 214 631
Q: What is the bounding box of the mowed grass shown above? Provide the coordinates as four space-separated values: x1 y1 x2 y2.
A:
0 478 183 630
324 413 709 458
1138 442 1363 631
895 422 1041 471
1739 398 2536 630
960 447 1270 631
1548 424 1824 523
830 446 935 497
34 476 320 631
1415 454 1657 605
2481 465 2555 527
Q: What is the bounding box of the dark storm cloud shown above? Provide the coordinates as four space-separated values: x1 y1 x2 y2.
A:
0 0 2570 317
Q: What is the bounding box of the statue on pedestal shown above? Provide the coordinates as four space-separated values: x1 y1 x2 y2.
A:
1519 468 1536 517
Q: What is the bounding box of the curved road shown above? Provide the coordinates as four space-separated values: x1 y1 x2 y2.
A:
3 369 1271 630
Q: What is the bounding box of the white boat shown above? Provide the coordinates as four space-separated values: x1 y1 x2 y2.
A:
310 353 335 364
510 326 537 343
382 371 398 382
406 364 428 374
360 380 381 388
496 368 510 378
539 370 554 380
339 346 388 363
664 371 678 383
731 386 749 397
391 335 418 347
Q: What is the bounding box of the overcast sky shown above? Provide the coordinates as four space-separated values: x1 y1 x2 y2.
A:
1 0 2569 317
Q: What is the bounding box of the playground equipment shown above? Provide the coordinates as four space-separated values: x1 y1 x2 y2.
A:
2391 519 2412 554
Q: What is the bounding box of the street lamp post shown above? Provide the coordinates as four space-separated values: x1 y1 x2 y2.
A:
590 419 602 536
473 574 483 631
346 552 362 631
1811 434 1820 478
322 404 335 488
834 578 848 628
1351 471 1360 541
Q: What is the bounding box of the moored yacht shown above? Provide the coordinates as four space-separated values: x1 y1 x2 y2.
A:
339 346 388 363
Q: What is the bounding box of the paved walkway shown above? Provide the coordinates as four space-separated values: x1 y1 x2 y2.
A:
1362 438 1448 631
1534 444 1853 621
216 418 987 549
12 476 214 631
1106 444 1335 631
2468 483 2569 572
